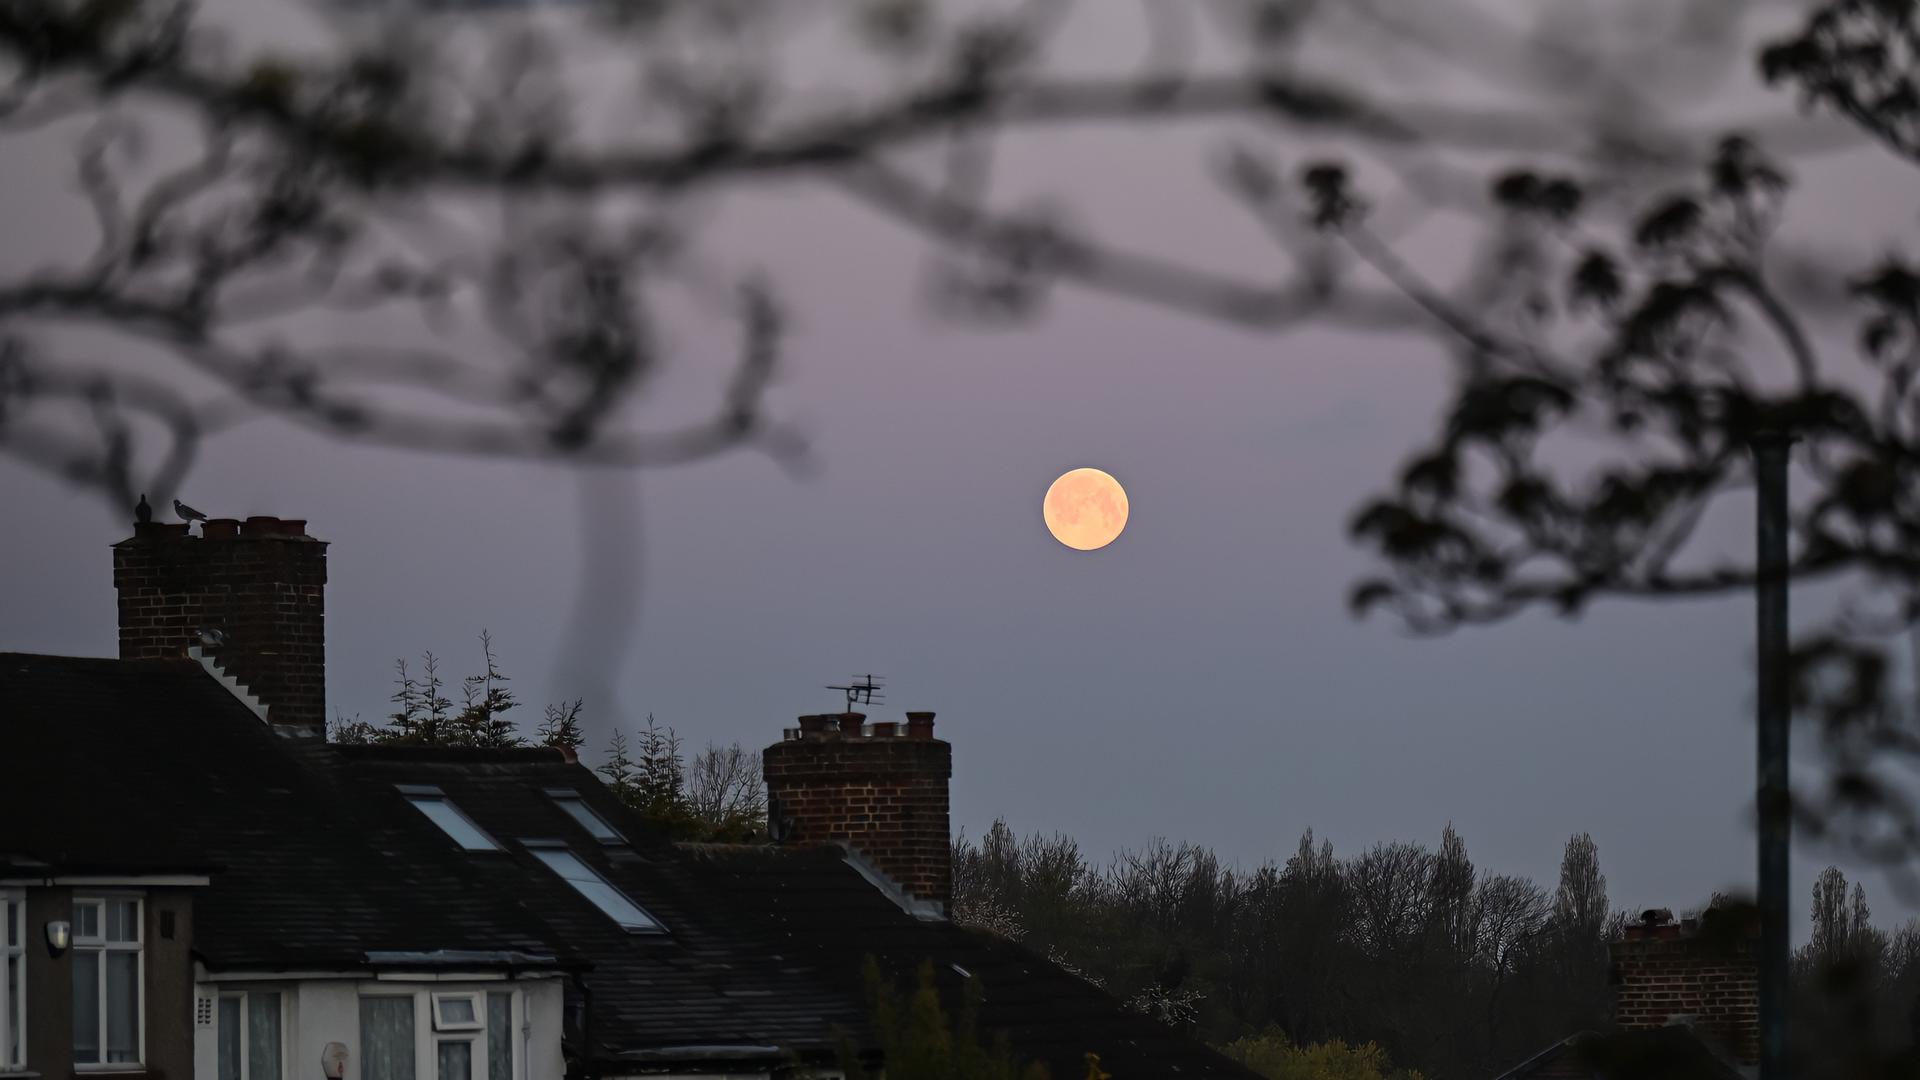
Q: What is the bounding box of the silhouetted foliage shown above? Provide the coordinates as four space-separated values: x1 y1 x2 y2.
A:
684 740 768 840
1791 865 1920 1077
535 698 586 752
1219 1030 1424 1080
593 714 766 841
959 823 1920 1079
836 958 1051 1080
954 822 1631 1078
329 634 530 747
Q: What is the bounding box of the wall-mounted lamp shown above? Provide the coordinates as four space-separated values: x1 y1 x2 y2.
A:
45 919 71 956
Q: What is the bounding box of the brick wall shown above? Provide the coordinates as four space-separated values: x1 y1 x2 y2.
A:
763 712 952 911
1612 910 1760 1066
112 517 328 737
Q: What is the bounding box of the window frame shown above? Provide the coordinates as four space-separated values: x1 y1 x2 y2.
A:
522 843 663 933
214 987 287 1080
543 790 624 845
433 1033 478 1080
72 894 144 1071
398 786 502 852
2 890 23 1073
429 993 483 1033
357 986 522 1080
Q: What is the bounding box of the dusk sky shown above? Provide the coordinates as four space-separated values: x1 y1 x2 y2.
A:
3 0 1915 940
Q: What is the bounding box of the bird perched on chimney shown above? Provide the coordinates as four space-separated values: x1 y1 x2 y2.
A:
174 499 207 524
135 493 151 524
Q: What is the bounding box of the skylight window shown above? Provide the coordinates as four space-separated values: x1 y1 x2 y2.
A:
527 848 662 932
545 789 622 843
401 789 500 851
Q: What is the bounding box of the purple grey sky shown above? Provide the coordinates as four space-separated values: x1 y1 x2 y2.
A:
3 0 1917 937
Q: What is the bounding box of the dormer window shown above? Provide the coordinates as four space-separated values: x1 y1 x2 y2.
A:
399 786 499 851
544 790 622 844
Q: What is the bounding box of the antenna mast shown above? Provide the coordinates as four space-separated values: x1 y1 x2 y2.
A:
824 673 885 714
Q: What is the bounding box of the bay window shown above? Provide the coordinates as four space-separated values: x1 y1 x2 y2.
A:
73 897 142 1068
2 892 22 1071
216 991 283 1080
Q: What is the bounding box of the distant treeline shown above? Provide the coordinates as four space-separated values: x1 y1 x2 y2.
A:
952 822 1920 1079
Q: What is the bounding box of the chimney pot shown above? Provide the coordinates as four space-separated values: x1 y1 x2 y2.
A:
797 715 832 736
278 519 307 536
240 516 280 537
905 711 935 738
838 712 867 736
202 518 241 539
871 721 900 738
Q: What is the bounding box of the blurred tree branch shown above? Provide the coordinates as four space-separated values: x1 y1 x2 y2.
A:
0 0 1865 510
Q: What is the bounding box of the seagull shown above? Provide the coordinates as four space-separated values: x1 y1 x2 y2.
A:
196 627 228 649
135 494 151 524
174 499 207 524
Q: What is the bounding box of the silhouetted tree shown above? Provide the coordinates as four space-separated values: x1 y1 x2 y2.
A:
836 959 1050 1080
330 633 568 748
454 630 522 748
955 819 1614 1078
596 729 639 802
536 698 586 752
684 740 766 838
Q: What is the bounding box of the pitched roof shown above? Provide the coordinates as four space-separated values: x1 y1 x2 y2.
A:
333 746 1259 1078
1491 1028 1748 1080
1 652 1258 1078
0 653 575 972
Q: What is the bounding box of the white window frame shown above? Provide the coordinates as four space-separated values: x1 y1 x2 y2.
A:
2 890 23 1072
429 993 483 1033
72 894 144 1071
214 988 287 1080
358 985 523 1080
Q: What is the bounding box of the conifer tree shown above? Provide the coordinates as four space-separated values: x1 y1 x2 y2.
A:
456 630 523 747
598 729 638 803
631 713 688 820
538 699 587 753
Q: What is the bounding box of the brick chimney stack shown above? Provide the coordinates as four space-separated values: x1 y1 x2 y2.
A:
763 711 952 914
1611 905 1760 1066
113 517 328 738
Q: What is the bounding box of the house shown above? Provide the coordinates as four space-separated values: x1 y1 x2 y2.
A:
1 515 1258 1080
1490 908 1757 1080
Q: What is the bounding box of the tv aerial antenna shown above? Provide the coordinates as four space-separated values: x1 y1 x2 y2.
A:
826 674 884 713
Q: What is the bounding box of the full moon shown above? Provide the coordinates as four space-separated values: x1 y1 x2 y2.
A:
1043 468 1129 551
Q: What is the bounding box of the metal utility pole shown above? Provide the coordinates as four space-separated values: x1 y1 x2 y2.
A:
1753 432 1793 1079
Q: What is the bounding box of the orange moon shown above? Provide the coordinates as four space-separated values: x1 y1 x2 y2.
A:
1043 468 1129 551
